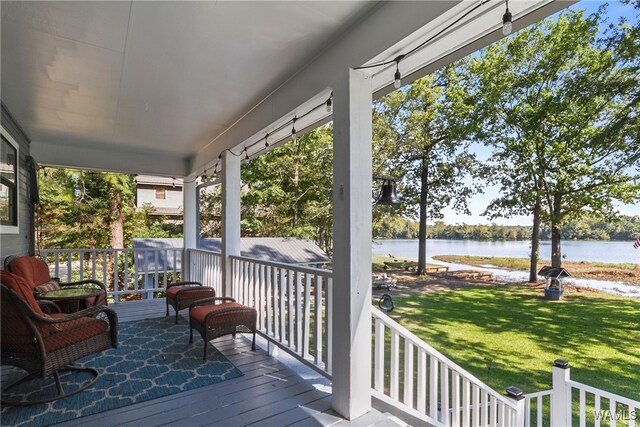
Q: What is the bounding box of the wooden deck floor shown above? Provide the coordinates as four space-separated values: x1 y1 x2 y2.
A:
50 299 426 427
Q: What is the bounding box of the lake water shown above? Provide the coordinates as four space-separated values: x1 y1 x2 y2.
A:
373 239 640 297
373 239 640 264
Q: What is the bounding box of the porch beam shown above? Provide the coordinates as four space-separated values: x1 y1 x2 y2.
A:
331 68 373 420
221 151 241 298
182 177 198 280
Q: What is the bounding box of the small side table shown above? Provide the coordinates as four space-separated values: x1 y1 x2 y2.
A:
37 287 104 313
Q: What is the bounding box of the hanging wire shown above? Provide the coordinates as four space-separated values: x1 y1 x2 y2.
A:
354 0 491 74
204 91 334 176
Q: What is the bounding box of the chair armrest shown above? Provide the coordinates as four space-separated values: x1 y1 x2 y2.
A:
189 297 236 309
61 279 106 291
30 305 118 349
167 281 203 290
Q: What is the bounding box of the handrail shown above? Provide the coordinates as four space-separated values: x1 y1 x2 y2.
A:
523 389 551 427
188 249 223 297
40 248 184 302
567 380 640 409
230 255 333 375
372 306 518 426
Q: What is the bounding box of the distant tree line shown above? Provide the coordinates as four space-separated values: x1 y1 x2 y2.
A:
373 216 640 241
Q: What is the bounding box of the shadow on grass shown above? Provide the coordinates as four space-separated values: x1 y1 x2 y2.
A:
391 285 640 399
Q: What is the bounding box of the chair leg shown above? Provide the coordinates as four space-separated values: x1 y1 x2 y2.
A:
189 326 194 343
251 331 256 351
203 341 208 360
166 301 169 317
1 366 99 407
175 308 179 324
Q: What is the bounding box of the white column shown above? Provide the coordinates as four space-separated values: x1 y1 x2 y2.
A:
551 360 571 427
331 68 372 420
221 151 241 298
183 177 198 280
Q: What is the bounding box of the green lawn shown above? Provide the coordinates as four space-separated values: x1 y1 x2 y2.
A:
390 285 640 400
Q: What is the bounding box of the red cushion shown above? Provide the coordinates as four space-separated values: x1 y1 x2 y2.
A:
43 316 109 352
8 256 52 288
1 271 46 316
189 302 245 325
167 286 214 300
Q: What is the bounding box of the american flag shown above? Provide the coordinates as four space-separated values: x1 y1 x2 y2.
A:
634 237 640 249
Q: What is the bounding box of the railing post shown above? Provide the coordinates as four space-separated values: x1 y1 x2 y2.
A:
506 386 526 426
551 359 571 427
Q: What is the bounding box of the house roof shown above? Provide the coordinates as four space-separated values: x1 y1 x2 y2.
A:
133 237 331 266
538 266 571 279
0 1 567 177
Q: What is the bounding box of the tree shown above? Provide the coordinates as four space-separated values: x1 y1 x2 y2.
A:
36 168 169 250
373 65 479 274
471 6 640 277
237 126 334 252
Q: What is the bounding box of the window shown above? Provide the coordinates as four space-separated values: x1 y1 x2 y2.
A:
1 129 19 233
155 187 166 200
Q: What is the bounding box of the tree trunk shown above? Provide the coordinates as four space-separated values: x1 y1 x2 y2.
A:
529 194 541 282
108 189 124 294
551 192 562 268
109 190 124 249
417 159 429 275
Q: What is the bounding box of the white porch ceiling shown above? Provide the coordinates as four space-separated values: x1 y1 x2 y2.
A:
1 1 568 177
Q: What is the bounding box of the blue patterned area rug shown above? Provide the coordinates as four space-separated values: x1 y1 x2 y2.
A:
1 316 243 426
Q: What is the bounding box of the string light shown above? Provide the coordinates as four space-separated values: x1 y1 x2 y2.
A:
291 116 297 140
502 0 512 35
354 1 489 89
205 91 334 177
393 55 404 89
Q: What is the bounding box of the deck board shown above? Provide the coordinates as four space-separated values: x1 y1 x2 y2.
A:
44 299 422 427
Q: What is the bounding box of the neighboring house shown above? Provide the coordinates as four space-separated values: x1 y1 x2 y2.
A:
134 175 183 218
133 237 331 272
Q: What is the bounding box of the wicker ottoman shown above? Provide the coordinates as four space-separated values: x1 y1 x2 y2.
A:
165 281 215 324
189 297 257 360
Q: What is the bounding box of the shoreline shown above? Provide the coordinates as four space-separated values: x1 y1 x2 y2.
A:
432 255 640 285
373 254 640 298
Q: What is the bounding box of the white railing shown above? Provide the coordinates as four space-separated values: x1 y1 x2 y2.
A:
523 389 551 427
230 255 333 375
40 248 183 302
567 380 639 427
188 249 223 297
524 362 640 427
372 307 522 427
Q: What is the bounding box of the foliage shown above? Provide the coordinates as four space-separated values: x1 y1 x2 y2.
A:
470 6 640 270
373 215 640 241
373 65 480 273
201 126 334 252
36 168 178 249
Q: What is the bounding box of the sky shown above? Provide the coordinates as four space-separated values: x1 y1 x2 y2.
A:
439 0 640 226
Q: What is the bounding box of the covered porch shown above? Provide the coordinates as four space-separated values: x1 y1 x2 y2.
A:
6 1 634 425
52 298 415 427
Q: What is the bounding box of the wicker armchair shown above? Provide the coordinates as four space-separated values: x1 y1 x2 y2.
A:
165 281 215 324
1 271 118 406
189 297 256 360
5 255 107 312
